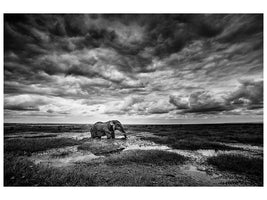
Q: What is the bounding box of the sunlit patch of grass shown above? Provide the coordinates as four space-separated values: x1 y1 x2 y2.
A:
4 138 82 155
207 154 263 185
77 142 125 155
104 150 187 166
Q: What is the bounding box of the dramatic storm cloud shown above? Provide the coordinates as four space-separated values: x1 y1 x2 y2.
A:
4 14 263 124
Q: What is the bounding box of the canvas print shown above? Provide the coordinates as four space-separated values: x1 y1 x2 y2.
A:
4 14 263 186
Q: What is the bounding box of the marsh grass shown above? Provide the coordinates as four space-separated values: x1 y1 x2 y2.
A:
105 150 187 166
4 123 90 134
4 153 96 186
207 154 263 185
78 142 125 155
137 123 263 150
23 134 58 139
133 123 263 148
4 149 187 186
141 136 242 151
4 123 263 186
171 140 239 150
4 138 82 155
4 153 190 186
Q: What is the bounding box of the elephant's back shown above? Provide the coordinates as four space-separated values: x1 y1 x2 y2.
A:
93 122 106 130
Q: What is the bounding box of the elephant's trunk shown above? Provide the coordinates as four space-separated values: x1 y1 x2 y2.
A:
118 125 125 133
114 123 127 139
120 126 127 139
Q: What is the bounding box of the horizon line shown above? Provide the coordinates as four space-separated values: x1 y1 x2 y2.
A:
3 122 263 125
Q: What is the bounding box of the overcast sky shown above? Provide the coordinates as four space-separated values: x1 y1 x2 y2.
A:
4 14 263 124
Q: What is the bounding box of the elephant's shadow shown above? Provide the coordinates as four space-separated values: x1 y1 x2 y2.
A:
93 137 127 141
114 137 127 141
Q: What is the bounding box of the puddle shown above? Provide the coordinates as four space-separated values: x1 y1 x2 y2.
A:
134 132 164 138
179 163 215 185
57 132 91 140
123 135 170 151
182 164 205 173
33 153 102 168
197 149 216 157
124 144 169 151
31 146 104 167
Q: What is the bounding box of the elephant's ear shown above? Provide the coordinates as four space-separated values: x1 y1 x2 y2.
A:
109 121 115 131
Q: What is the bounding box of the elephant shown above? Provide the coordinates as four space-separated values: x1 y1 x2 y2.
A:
90 120 127 139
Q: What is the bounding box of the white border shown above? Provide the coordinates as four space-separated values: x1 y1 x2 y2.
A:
0 0 266 13
1 0 266 200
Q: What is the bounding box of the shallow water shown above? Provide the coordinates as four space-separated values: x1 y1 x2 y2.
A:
197 149 216 157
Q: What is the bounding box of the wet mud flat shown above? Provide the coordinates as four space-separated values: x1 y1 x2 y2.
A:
4 123 263 186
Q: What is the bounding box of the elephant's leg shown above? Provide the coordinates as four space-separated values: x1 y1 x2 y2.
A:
106 131 112 139
94 130 104 139
91 127 99 139
91 131 96 138
111 132 115 139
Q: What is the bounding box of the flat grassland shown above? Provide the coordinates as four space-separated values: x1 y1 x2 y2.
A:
4 123 263 186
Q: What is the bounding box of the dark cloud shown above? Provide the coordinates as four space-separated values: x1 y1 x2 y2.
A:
217 15 263 43
5 104 40 111
145 14 225 58
4 14 263 123
169 79 263 115
226 80 263 110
